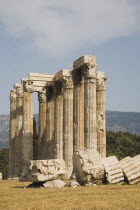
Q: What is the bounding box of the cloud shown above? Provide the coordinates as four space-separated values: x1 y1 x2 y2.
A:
0 0 139 57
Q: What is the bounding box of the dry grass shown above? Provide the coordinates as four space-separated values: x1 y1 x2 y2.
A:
0 180 140 210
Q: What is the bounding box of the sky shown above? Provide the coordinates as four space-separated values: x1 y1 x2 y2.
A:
0 0 140 114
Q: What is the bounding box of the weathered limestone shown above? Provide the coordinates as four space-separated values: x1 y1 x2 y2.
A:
102 156 124 184
119 157 140 184
73 149 104 185
38 89 47 159
0 173 2 180
63 74 73 175
14 84 23 177
43 180 66 188
83 56 97 150
20 159 67 182
46 84 55 159
9 55 108 180
8 89 17 179
72 62 84 151
21 80 34 176
97 72 107 158
54 79 63 159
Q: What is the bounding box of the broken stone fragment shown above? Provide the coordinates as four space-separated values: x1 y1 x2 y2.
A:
43 180 66 188
119 156 140 184
70 181 80 188
73 149 104 185
102 156 124 184
20 159 68 182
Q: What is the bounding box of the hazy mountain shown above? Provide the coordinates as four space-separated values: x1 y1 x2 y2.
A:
0 111 140 148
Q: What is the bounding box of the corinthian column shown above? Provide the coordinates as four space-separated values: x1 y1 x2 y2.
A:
21 80 34 176
63 75 73 175
84 58 97 150
54 80 63 159
14 85 23 177
72 68 84 151
8 89 17 179
46 84 54 159
97 72 107 158
38 89 47 159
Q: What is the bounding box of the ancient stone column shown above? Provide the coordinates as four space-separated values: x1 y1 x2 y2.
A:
21 80 34 176
38 89 47 159
97 72 107 158
63 75 73 175
84 57 97 150
54 80 63 159
8 89 17 179
46 84 54 159
14 85 23 177
72 67 84 151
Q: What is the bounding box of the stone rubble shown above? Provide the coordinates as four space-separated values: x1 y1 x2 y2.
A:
102 156 124 184
73 149 104 185
119 156 140 184
0 173 2 180
20 159 68 182
43 180 66 188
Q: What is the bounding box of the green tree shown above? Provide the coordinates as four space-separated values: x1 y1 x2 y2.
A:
0 148 9 179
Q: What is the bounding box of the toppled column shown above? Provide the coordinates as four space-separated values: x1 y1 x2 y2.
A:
73 149 104 185
46 84 55 159
102 156 124 184
54 80 63 159
8 89 17 179
20 159 67 182
119 157 140 184
38 89 47 159
72 60 85 151
97 72 107 157
63 74 73 175
21 80 34 176
14 84 23 177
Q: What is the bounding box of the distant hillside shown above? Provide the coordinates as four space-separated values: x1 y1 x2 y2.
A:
0 111 140 148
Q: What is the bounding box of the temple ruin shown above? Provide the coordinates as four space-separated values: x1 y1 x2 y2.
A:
8 55 107 179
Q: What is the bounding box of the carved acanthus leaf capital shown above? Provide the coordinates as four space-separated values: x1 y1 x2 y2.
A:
38 90 46 103
54 80 63 96
97 78 107 91
24 80 34 93
10 89 17 102
71 68 84 84
83 63 97 78
16 86 23 98
63 75 73 89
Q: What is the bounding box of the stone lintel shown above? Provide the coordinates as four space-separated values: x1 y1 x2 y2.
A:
54 69 70 81
73 55 96 70
29 73 54 81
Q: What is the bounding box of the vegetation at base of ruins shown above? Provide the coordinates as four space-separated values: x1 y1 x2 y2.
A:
107 131 140 160
0 148 9 179
33 117 38 160
0 180 140 210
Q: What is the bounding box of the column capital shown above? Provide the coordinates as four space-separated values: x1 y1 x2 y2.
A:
38 90 46 103
54 79 63 96
16 86 23 99
23 80 34 93
97 74 107 91
71 68 84 84
83 63 97 78
10 89 17 102
63 75 73 89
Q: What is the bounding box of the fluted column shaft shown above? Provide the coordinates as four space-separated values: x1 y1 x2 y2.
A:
63 76 73 175
72 69 84 151
46 85 54 159
14 85 23 177
22 80 33 175
84 63 97 149
8 89 17 179
97 73 107 157
54 80 63 159
38 90 47 159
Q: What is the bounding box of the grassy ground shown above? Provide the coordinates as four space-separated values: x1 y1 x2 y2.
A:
0 180 140 210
